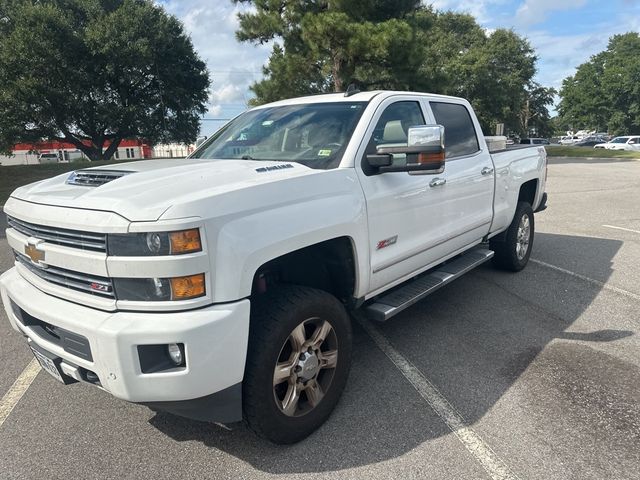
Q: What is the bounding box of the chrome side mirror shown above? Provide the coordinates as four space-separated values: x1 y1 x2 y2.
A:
407 125 445 153
370 125 445 174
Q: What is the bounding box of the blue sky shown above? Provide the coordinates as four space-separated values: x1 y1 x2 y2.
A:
159 0 639 136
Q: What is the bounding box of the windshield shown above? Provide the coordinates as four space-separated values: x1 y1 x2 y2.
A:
191 102 367 170
610 137 628 143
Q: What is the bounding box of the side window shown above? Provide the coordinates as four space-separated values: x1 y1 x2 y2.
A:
430 102 480 158
367 101 425 167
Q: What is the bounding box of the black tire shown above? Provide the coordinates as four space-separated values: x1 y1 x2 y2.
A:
490 201 534 272
243 285 352 444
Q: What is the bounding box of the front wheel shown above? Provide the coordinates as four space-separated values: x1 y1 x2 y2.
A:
490 201 534 272
243 285 352 444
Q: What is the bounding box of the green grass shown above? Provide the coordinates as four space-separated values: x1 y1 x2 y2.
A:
0 160 131 205
545 145 640 158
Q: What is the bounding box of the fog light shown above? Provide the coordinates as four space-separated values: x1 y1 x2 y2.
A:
167 343 183 365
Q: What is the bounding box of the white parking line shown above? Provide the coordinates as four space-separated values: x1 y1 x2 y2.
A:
0 359 40 428
530 258 640 301
602 224 640 235
356 314 520 480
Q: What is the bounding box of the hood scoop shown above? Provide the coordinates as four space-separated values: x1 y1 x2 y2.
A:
66 170 132 187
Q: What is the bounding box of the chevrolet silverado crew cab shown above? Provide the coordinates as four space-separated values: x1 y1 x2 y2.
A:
1 91 547 444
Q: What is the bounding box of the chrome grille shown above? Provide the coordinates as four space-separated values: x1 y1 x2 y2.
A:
15 253 114 298
7 216 107 252
66 170 130 187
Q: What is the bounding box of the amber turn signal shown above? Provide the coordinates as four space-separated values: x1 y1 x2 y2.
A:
418 151 445 164
169 229 201 254
170 273 205 300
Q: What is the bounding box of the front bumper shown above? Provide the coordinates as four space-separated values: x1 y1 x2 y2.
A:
0 267 250 422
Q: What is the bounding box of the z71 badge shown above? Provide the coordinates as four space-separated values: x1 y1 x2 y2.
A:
376 236 398 250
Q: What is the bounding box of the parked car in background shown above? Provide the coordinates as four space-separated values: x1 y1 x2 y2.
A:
560 135 581 145
520 138 550 145
574 136 608 147
38 153 60 164
594 136 640 150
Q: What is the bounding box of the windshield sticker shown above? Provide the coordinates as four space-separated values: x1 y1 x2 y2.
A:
318 149 332 157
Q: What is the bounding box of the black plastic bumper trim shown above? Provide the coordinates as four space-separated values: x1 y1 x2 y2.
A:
141 382 243 424
535 192 548 212
10 300 93 361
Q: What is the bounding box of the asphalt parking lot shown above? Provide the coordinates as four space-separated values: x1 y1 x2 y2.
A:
1 156 640 480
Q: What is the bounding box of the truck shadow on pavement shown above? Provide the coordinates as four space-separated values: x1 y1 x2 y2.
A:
149 232 637 474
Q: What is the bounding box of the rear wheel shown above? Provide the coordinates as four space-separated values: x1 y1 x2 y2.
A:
490 201 534 272
243 285 352 444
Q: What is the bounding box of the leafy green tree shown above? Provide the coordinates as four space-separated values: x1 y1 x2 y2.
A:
416 18 537 133
234 0 425 101
0 0 210 160
234 2 542 134
520 84 557 137
558 33 640 135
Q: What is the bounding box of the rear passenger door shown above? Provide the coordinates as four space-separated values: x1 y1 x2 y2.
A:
425 100 495 254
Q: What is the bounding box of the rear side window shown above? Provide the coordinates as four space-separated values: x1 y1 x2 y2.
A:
430 102 480 158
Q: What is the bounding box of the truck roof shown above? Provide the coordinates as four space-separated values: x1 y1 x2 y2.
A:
257 90 467 108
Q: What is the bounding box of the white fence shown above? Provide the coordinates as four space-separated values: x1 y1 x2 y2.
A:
151 143 195 158
0 153 41 166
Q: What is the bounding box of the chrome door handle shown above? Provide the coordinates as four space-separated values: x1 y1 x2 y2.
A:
429 178 446 188
481 167 494 175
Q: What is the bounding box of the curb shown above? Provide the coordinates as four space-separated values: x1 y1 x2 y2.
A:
547 156 640 161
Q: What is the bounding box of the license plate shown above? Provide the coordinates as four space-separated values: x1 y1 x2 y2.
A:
30 346 65 383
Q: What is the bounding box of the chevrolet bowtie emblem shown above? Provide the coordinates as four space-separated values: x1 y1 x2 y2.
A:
25 241 45 264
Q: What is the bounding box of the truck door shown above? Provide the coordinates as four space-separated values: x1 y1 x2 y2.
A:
356 98 451 294
425 100 495 255
356 97 495 296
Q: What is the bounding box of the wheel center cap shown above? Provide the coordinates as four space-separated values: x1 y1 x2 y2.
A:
297 352 320 381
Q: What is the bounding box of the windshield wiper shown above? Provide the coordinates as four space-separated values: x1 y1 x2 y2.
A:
241 154 255 160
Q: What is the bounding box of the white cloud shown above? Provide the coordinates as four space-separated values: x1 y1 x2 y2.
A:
208 104 223 117
515 0 587 26
528 7 639 89
159 0 271 118
209 82 248 114
211 83 245 104
527 30 605 88
428 0 508 24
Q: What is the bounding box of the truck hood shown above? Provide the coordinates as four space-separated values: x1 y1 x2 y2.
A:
10 158 317 221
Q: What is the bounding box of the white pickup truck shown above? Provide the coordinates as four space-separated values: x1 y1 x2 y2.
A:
1 91 547 444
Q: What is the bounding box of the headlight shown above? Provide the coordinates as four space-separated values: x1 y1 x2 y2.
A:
113 274 206 301
108 229 201 256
